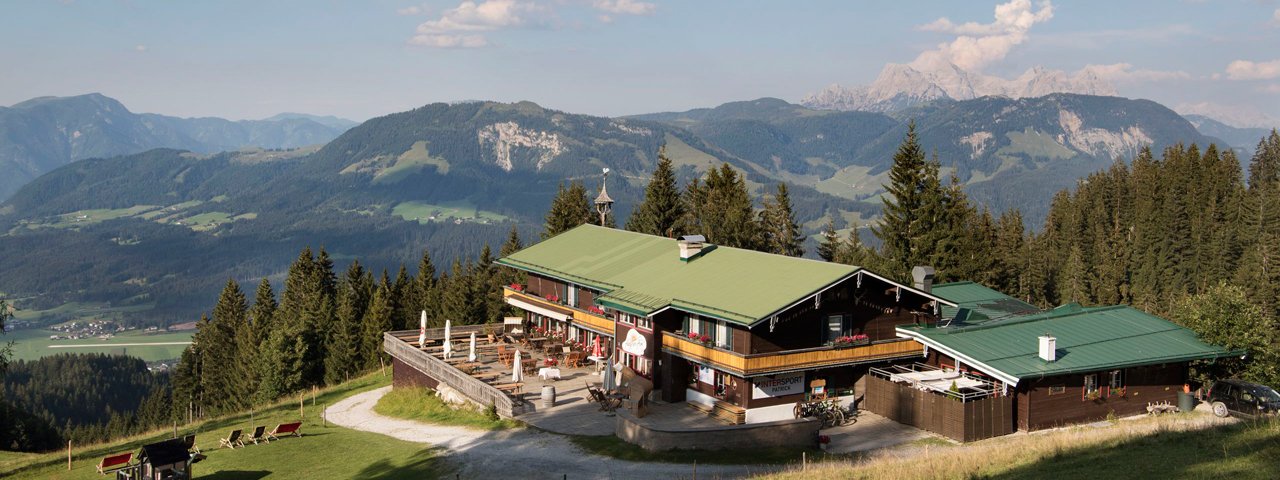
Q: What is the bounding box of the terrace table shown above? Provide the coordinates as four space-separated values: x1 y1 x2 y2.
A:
537 367 562 380
587 356 605 376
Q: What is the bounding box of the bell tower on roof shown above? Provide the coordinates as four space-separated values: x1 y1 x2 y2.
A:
594 167 614 227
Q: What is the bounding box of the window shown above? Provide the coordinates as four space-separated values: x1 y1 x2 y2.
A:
636 315 652 330
1083 374 1099 399
1108 370 1124 389
568 283 577 308
1048 385 1067 395
619 312 634 325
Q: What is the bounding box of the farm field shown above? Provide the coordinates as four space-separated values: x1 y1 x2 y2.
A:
5 328 193 362
392 200 508 224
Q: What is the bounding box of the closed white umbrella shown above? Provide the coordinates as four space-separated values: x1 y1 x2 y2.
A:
443 319 453 359
417 310 427 348
512 349 523 383
468 331 477 362
603 354 616 391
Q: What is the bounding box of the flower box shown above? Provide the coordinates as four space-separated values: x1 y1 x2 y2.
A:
586 305 606 315
544 294 561 303
509 283 524 291
831 334 870 348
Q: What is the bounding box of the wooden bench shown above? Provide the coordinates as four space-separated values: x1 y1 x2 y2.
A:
97 452 133 475
713 401 747 425
493 383 524 394
471 372 502 381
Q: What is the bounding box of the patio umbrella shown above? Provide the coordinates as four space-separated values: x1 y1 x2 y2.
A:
417 310 427 348
512 349 523 383
468 331 477 362
592 336 602 358
603 354 616 391
442 319 453 359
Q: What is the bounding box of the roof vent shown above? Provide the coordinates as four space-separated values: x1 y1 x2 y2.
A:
912 266 936 293
678 235 709 262
1039 335 1057 362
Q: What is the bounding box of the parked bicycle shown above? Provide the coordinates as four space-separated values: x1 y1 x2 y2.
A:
793 398 855 427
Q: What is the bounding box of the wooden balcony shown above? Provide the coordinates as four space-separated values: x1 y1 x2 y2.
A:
503 287 616 336
662 332 924 377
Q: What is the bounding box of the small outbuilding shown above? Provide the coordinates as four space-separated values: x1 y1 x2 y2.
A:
115 438 203 480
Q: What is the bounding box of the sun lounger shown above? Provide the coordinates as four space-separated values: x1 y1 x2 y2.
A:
181 434 200 454
219 429 244 449
96 452 132 475
245 425 269 445
266 421 303 441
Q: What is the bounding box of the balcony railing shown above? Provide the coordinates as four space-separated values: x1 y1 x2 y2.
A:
503 287 616 335
662 332 924 377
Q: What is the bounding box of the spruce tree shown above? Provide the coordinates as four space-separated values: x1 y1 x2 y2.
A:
873 121 929 279
410 250 440 328
392 265 412 330
690 164 760 249
836 228 873 267
361 277 395 370
189 280 248 414
817 218 841 262
542 181 593 239
498 225 526 289
245 278 276 398
327 261 371 384
760 183 804 257
626 148 685 237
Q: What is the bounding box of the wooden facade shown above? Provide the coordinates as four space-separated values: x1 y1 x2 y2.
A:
662 332 923 377
864 376 1014 442
1015 363 1185 431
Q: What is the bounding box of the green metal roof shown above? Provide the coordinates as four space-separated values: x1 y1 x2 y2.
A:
931 281 1040 324
897 303 1240 385
497 225 859 325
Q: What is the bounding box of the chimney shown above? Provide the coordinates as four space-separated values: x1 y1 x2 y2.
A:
912 266 936 293
678 235 707 262
1038 335 1057 362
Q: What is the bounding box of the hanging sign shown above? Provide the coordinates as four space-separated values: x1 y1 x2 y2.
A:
621 328 647 356
752 372 805 399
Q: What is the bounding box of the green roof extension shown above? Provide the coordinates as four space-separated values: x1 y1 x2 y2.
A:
497 225 860 326
931 281 1040 324
897 303 1240 386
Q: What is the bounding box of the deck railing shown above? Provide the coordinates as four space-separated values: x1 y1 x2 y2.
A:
383 330 526 417
662 332 924 377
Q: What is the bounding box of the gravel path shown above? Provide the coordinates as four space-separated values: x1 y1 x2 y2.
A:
326 386 780 479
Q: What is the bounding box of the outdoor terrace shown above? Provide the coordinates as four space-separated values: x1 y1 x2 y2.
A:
662 331 925 377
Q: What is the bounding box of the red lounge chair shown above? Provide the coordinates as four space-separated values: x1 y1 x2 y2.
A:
96 452 132 475
266 421 303 441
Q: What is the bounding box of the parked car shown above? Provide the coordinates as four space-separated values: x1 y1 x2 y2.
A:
1207 379 1280 419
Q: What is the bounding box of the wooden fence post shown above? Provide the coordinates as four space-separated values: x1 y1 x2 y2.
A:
300 395 305 420
67 440 72 471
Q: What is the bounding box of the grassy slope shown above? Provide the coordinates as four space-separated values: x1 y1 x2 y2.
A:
756 414 1280 480
6 329 192 362
5 373 450 480
373 386 521 431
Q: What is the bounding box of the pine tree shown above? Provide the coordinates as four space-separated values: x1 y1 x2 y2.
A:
245 278 276 398
498 226 526 289
475 243 503 324
392 265 412 330
196 279 248 414
873 121 930 279
361 277 395 370
760 183 804 257
410 250 440 328
326 261 371 384
542 181 593 239
1057 245 1089 304
688 164 760 249
817 218 841 262
626 148 685 237
836 228 874 267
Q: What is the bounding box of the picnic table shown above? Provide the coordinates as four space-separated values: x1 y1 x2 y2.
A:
471 371 502 381
494 383 524 394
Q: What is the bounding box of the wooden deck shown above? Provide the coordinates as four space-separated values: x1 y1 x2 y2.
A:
662 332 925 377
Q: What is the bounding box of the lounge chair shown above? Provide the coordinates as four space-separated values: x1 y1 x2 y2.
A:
96 451 132 475
219 429 244 449
245 425 269 445
266 421 303 441
181 434 200 454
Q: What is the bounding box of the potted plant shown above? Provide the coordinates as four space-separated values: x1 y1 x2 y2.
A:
544 293 561 303
509 283 524 292
1085 390 1102 401
699 334 713 346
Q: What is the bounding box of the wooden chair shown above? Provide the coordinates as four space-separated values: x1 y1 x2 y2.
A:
497 345 513 365
96 452 133 475
565 351 585 368
245 425 269 445
219 429 244 449
181 434 200 454
266 422 303 441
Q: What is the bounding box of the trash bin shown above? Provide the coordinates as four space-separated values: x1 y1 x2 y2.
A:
541 385 556 408
1177 391 1195 412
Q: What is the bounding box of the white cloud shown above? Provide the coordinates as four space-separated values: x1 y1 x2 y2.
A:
1176 102 1278 129
1078 63 1189 83
1225 59 1280 80
397 6 423 16
911 0 1054 71
408 0 540 48
1273 8 1280 27
592 0 655 16
134 44 148 52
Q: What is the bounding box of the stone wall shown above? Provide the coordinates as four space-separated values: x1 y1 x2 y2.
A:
615 409 820 451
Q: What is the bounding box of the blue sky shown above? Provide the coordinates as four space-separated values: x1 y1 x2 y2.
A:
2 0 1277 125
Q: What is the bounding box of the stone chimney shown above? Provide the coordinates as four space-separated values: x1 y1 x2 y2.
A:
678 235 707 262
912 266 936 293
1039 335 1057 362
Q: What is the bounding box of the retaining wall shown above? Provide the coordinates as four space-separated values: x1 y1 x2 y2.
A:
615 409 820 451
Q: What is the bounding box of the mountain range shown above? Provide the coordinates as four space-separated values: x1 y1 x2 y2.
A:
0 92 1257 326
801 62 1117 113
0 93 356 200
